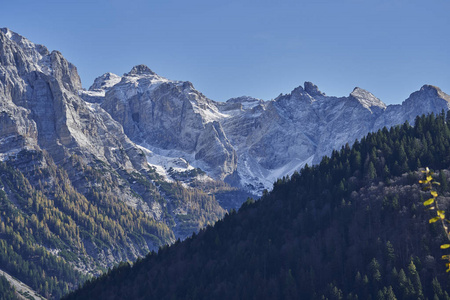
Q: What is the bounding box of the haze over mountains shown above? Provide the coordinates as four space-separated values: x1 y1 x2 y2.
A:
0 27 450 298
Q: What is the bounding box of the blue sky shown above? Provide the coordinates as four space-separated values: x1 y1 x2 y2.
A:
2 0 449 104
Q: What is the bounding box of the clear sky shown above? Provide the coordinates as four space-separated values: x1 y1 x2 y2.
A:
1 0 449 104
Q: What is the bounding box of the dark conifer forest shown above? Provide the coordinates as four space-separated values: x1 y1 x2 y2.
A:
63 112 450 299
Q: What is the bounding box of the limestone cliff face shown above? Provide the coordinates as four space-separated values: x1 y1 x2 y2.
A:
3 28 450 198
84 64 450 195
217 83 449 194
99 65 237 179
0 28 147 171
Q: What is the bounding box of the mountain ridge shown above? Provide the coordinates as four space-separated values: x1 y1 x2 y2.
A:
81 64 450 195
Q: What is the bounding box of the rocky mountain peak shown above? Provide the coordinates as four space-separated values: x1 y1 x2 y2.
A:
225 96 263 107
0 28 51 76
400 84 450 112
418 85 450 102
49 50 82 92
0 27 12 36
304 81 325 97
420 84 440 92
290 85 305 96
126 64 156 76
1 27 20 43
350 87 386 110
89 72 121 91
0 28 49 57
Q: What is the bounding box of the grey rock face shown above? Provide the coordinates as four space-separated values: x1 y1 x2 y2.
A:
221 83 449 193
373 85 450 131
85 63 450 195
89 72 121 92
99 68 237 179
2 28 449 198
0 28 148 171
195 121 236 177
79 72 121 103
126 64 156 76
304 81 325 97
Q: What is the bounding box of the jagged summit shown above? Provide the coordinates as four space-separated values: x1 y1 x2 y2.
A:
3 28 450 197
0 28 50 58
0 26 146 170
1 28 40 48
0 28 52 76
126 64 156 76
350 87 386 110
304 81 325 97
88 72 121 91
404 84 450 105
226 96 263 104
0 28 17 41
418 85 450 102
277 82 325 101
421 84 441 92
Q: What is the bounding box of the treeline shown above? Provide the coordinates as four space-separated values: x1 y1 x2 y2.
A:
0 151 176 298
64 111 450 299
0 136 232 298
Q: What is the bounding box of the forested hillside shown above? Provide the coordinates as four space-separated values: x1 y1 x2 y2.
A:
0 147 232 298
65 112 450 299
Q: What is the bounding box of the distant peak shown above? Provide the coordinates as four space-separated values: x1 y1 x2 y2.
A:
415 84 450 102
0 28 23 43
126 65 156 76
350 87 386 109
304 82 325 97
226 96 261 103
105 72 118 78
0 27 11 37
0 28 28 44
351 87 368 95
420 84 441 93
89 72 121 91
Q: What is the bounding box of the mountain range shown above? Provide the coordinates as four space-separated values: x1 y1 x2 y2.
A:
0 27 450 298
2 27 450 198
80 63 450 196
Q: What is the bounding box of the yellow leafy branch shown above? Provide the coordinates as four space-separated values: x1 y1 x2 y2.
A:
420 167 450 272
